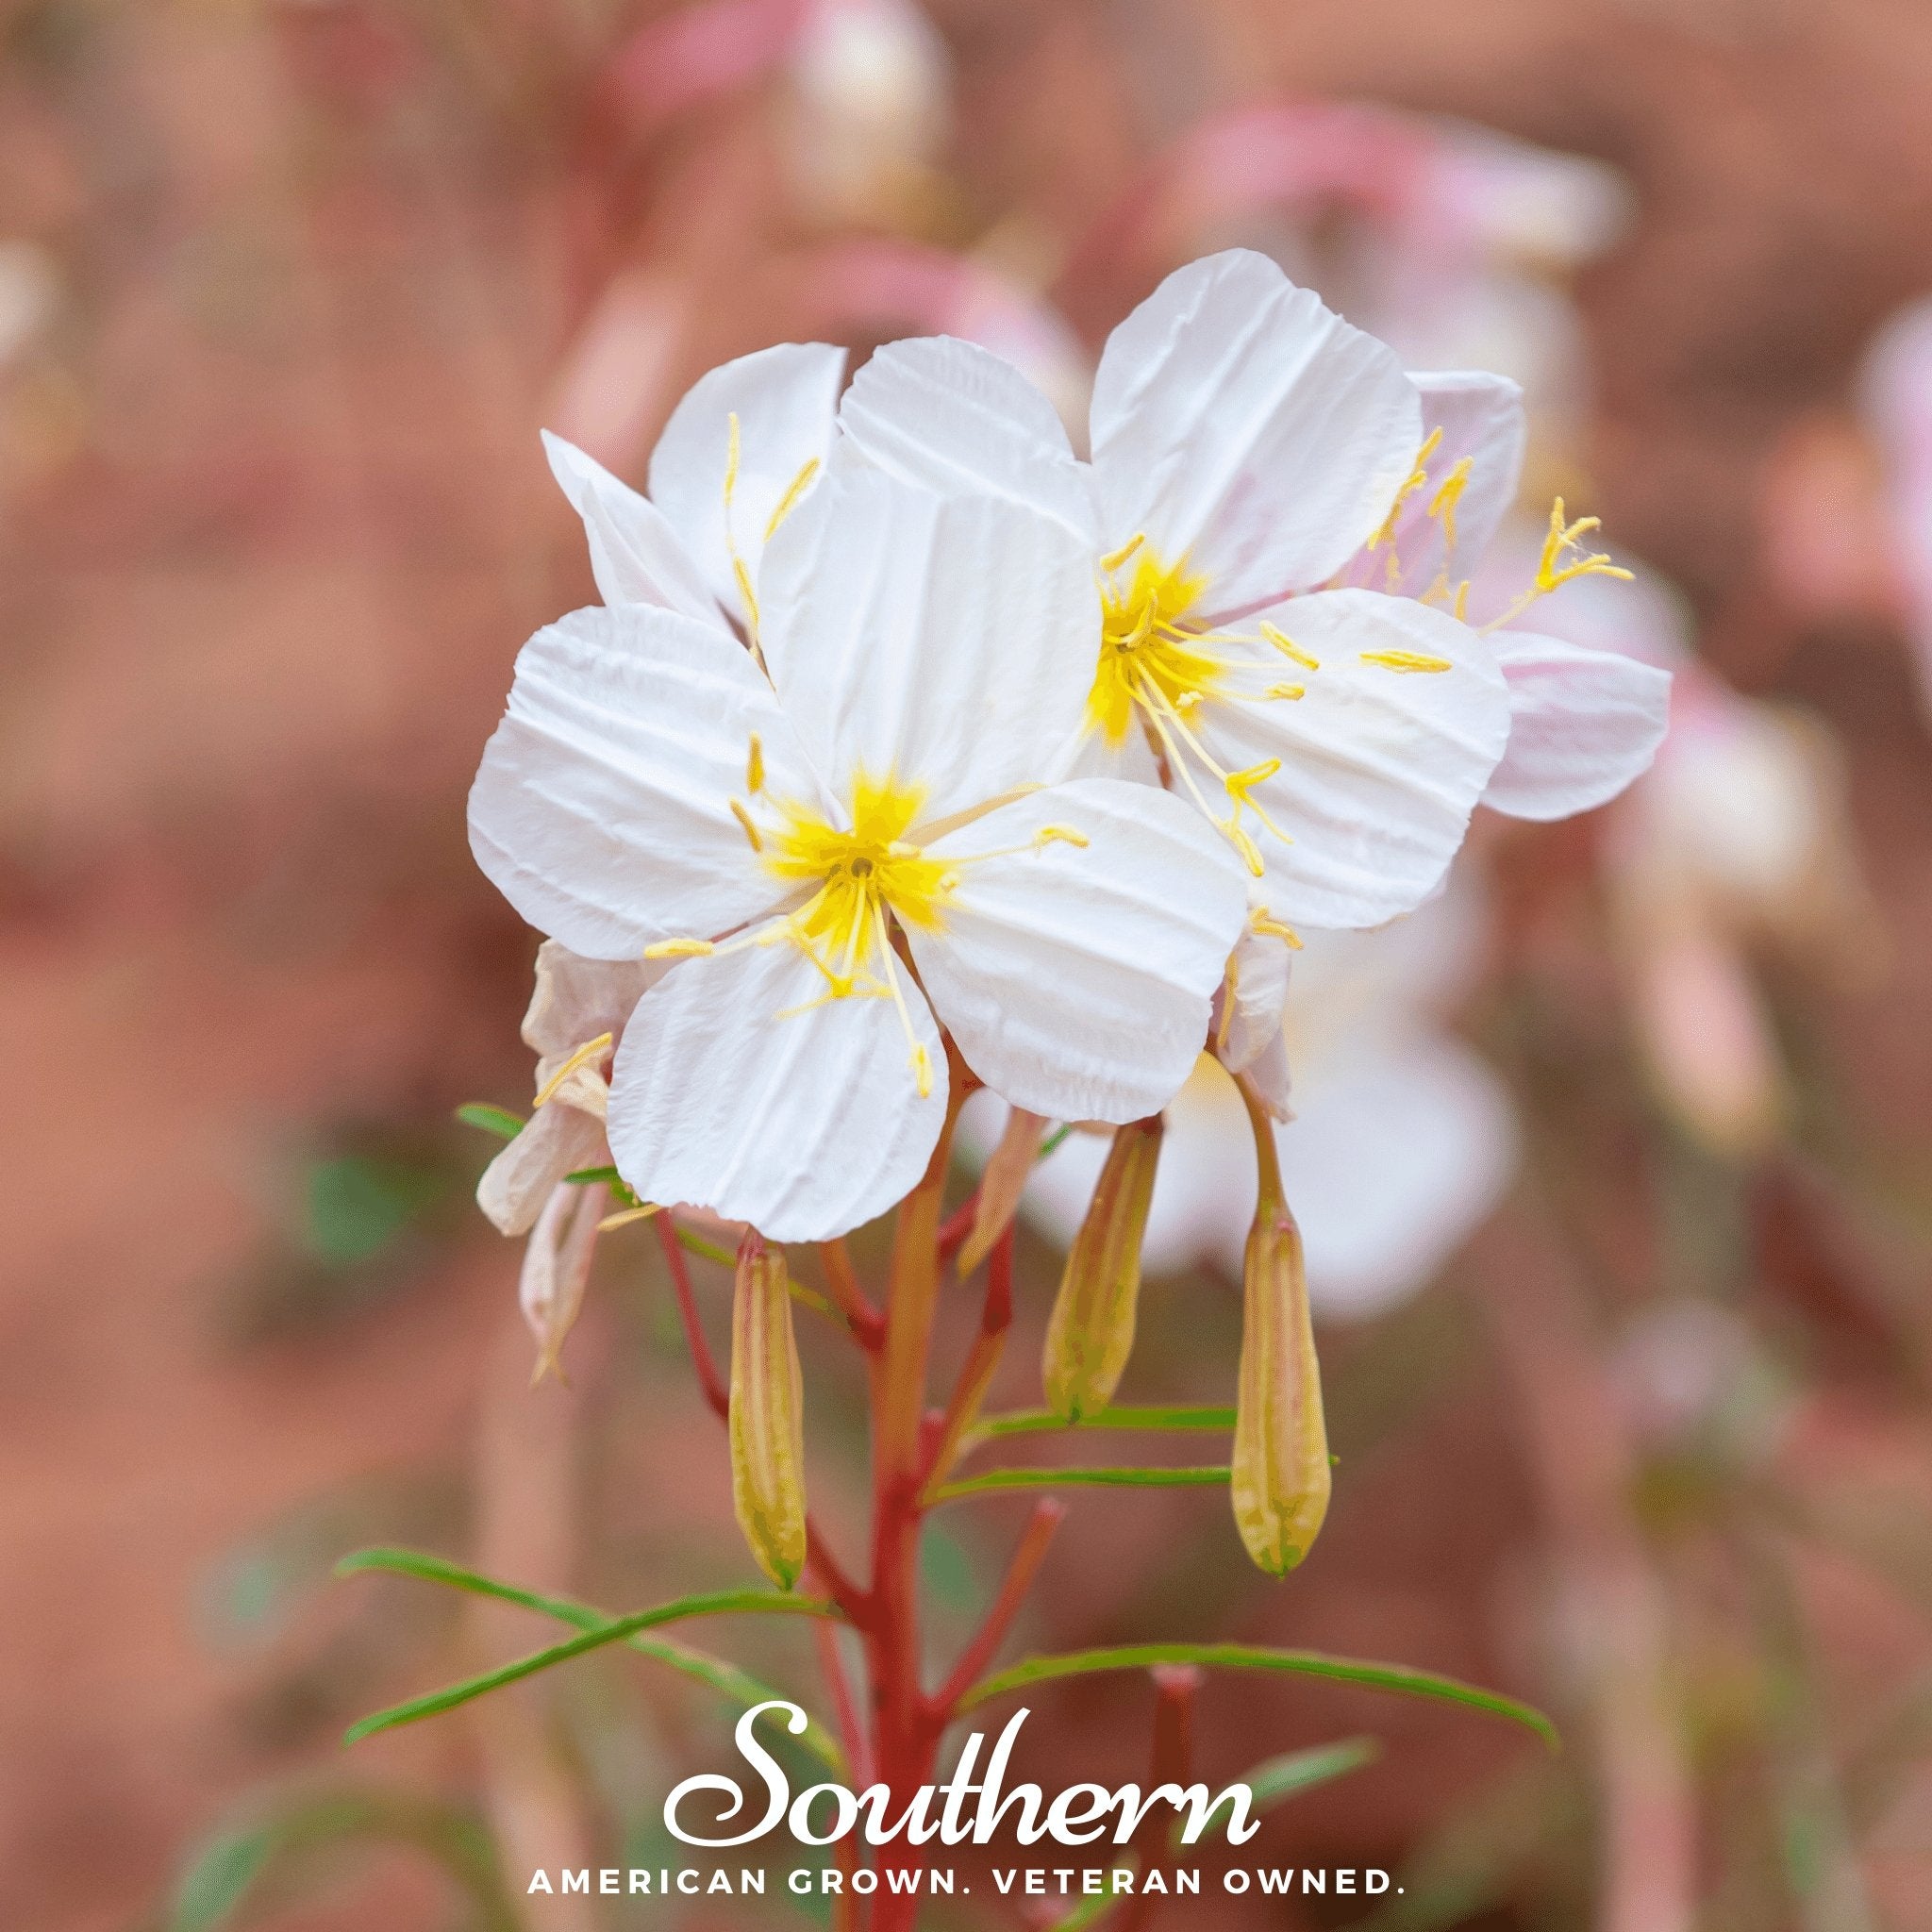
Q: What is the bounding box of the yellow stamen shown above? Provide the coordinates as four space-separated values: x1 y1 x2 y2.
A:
733 557 760 634
729 798 763 851
1251 908 1304 949
1366 427 1443 551
643 937 716 959
1259 622 1320 671
597 1201 663 1233
1099 530 1148 573
1361 650 1454 674
1426 456 1474 557
746 734 765 794
724 411 742 511
1034 824 1090 850
533 1032 615 1108
1264 684 1306 701
763 457 821 540
1453 578 1471 621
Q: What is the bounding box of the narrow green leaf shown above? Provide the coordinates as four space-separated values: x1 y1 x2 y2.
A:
1036 1123 1074 1160
455 1103 525 1141
972 1405 1236 1442
337 1557 840 1743
957 1644 1558 1749
1194 1738 1380 1839
675 1224 737 1268
562 1164 623 1186
932 1466 1230 1503
332 1546 844 1772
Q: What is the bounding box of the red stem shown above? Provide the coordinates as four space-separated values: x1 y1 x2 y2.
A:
820 1239 886 1350
937 1188 979 1264
924 1224 1015 1493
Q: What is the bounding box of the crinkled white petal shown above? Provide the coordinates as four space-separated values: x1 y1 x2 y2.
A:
647 342 846 625
1215 919 1291 1075
1379 372 1526 590
1484 629 1673 821
909 779 1248 1123
759 469 1101 818
1191 589 1511 927
469 606 818 958
1089 250 1422 613
607 937 946 1241
479 1104 608 1237
523 939 665 1062
832 335 1099 539
541 431 723 622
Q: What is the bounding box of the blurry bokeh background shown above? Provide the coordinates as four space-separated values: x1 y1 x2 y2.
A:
8 0 1932 1927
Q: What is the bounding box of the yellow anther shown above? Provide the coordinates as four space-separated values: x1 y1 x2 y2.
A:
729 798 764 851
724 411 742 511
746 734 765 794
1259 622 1320 671
1426 456 1474 556
1224 820 1266 877
533 1031 615 1108
1361 650 1454 674
1033 824 1090 850
1100 531 1148 573
1535 497 1635 594
1225 758 1283 799
763 457 821 541
1251 909 1304 949
643 937 717 959
911 1042 934 1100
1264 684 1306 701
597 1201 663 1233
733 556 760 633
1366 427 1442 550
1453 579 1471 621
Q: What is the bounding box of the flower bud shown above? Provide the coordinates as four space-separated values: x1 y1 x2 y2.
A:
728 1233 808 1590
958 1106 1047 1276
1230 1079 1329 1574
1042 1114 1164 1421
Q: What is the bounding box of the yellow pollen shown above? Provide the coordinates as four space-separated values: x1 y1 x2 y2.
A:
729 798 763 851
1100 530 1148 572
533 1032 615 1108
1367 427 1443 551
1265 684 1306 701
1361 650 1454 674
643 937 716 959
1034 824 1090 849
1259 622 1320 671
1251 909 1304 949
1535 497 1635 592
746 734 765 794
763 457 821 540
1089 542 1221 746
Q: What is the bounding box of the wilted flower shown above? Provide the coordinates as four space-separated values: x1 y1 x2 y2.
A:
471 466 1247 1241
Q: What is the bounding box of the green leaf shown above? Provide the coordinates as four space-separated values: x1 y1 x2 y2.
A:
1037 1123 1074 1160
972 1406 1236 1442
166 1787 516 1931
957 1644 1558 1749
562 1163 623 1185
333 1547 845 1773
1041 1861 1138 1932
931 1466 1230 1503
336 1554 841 1743
455 1103 525 1141
301 1155 446 1269
1199 1738 1380 1838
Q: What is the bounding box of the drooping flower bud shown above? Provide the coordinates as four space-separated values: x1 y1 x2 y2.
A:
958 1106 1047 1276
1042 1114 1164 1421
1230 1076 1329 1574
728 1233 808 1590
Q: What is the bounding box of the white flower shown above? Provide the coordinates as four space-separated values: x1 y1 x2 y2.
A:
963 887 1516 1319
832 248 1665 944
470 468 1249 1241
541 341 848 631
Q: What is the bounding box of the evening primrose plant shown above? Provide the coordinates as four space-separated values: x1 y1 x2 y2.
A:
342 257 1663 1921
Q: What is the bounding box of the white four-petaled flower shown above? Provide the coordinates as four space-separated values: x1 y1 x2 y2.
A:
472 465 1249 1241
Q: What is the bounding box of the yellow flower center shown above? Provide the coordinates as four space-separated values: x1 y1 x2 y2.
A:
1089 541 1223 746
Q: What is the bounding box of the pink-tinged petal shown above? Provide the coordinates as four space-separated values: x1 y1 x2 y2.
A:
469 606 818 959
541 431 723 622
1484 629 1672 821
607 938 946 1241
1089 250 1422 612
479 1105 608 1238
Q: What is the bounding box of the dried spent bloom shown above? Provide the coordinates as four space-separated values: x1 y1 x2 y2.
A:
1230 1076 1330 1574
729 1234 808 1590
470 466 1248 1241
836 251 1668 1031
519 1177 607 1387
1041 1113 1164 1421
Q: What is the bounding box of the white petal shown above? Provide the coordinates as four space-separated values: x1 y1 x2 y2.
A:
1089 250 1422 612
833 335 1098 538
1191 589 1511 927
1215 919 1291 1074
523 939 665 1063
478 1104 607 1236
469 606 815 958
759 468 1100 819
541 431 723 622
1484 630 1672 820
1379 372 1525 588
607 938 946 1241
647 343 847 625
910 779 1248 1122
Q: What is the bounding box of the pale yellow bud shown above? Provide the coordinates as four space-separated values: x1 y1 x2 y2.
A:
1042 1114 1164 1421
1230 1077 1329 1574
728 1233 808 1590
